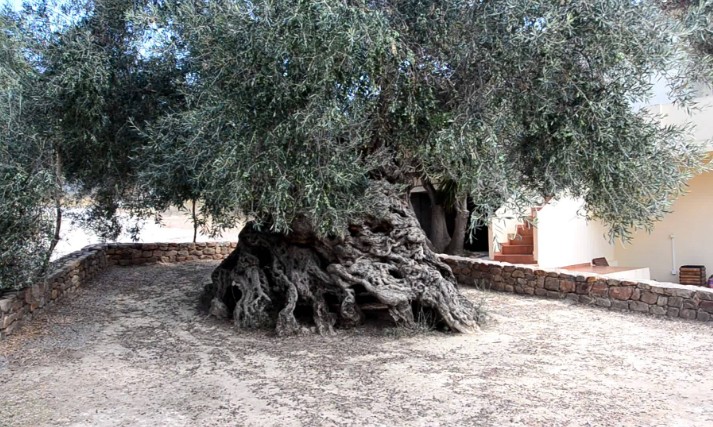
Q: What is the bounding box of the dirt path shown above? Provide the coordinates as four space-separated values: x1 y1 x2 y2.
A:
1 261 712 427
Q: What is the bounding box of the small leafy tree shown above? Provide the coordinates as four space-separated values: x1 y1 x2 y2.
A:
27 0 183 239
0 10 56 291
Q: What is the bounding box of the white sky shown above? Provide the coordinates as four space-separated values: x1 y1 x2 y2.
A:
3 0 22 11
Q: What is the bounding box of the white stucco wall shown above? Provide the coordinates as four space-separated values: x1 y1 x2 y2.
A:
647 95 713 152
535 197 615 269
615 171 713 282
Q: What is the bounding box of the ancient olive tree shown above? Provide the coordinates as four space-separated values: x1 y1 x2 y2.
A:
136 0 705 335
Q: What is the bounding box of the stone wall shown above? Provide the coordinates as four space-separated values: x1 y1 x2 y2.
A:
4 246 709 339
0 242 237 339
440 255 713 324
106 241 237 266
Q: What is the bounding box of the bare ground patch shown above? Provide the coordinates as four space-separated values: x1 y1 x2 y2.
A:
1 261 712 427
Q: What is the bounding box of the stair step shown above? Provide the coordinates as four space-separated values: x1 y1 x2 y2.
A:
493 253 536 264
509 235 533 245
501 244 534 255
516 225 534 236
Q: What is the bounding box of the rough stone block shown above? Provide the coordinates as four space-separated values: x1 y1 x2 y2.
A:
544 277 560 291
2 312 18 329
640 291 658 305
656 296 668 307
650 306 666 316
699 300 713 313
512 270 525 278
560 280 575 293
667 307 680 318
565 293 579 302
629 301 650 313
534 288 547 297
590 282 608 297
668 297 683 308
696 310 711 322
579 295 594 305
671 289 694 299
620 281 636 287
0 298 13 313
576 282 591 295
680 309 697 320
696 291 713 301
546 291 561 299
595 298 612 308
610 287 633 301
682 300 699 310
610 300 629 311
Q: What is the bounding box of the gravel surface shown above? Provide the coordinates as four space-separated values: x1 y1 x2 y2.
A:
1 261 712 427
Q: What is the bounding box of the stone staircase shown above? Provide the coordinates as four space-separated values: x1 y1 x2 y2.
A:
493 222 536 264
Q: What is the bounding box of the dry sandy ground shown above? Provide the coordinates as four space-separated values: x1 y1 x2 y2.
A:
1 261 712 427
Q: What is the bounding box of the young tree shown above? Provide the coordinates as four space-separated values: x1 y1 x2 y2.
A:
0 10 56 291
136 0 704 335
28 0 183 239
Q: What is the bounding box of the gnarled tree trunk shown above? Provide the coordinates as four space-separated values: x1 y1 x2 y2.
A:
422 180 451 253
445 195 469 255
204 181 480 336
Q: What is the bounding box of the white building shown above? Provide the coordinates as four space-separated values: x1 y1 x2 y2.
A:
491 85 713 283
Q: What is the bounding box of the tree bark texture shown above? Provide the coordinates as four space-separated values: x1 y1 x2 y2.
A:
422 180 451 253
445 196 468 255
204 181 480 336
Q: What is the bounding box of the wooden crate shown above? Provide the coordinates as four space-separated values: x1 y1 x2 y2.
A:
679 265 707 286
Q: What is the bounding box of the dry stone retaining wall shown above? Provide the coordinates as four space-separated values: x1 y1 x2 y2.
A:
440 255 713 324
3 246 710 339
0 242 237 339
